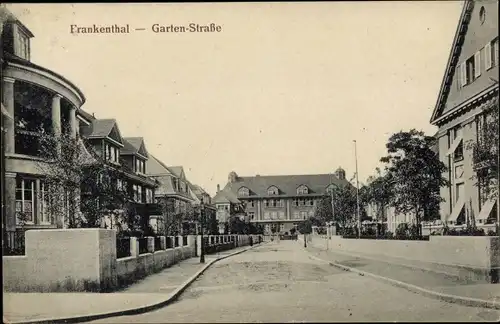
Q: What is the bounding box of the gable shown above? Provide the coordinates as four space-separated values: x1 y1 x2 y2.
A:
138 141 148 158
431 0 499 125
108 123 123 145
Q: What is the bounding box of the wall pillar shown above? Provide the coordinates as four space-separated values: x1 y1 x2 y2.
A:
2 77 15 154
51 94 62 155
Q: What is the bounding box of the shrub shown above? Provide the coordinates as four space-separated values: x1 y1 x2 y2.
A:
487 230 497 236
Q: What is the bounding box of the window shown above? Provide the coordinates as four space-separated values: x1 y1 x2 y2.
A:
278 211 285 220
297 185 308 195
17 31 30 60
491 38 499 68
16 178 35 224
456 183 465 203
466 56 475 84
104 143 120 164
280 224 285 232
264 211 270 220
454 140 464 162
135 158 145 173
267 186 279 195
293 211 300 219
146 188 153 203
309 199 314 206
249 200 255 207
271 211 277 220
238 187 249 196
300 211 308 219
248 212 255 220
133 184 143 203
264 200 269 207
479 6 486 24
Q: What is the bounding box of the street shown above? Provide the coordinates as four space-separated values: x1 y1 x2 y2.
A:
88 241 499 323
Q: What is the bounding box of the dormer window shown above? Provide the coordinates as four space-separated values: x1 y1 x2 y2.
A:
267 186 279 195
135 158 145 174
104 143 120 164
238 187 250 196
297 185 308 195
15 27 30 60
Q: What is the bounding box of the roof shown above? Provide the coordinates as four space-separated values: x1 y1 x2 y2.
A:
80 118 121 140
77 109 96 123
168 166 184 179
429 0 473 124
122 137 148 157
222 173 352 198
213 188 241 204
146 154 174 176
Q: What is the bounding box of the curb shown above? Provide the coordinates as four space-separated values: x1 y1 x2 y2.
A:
303 246 500 311
7 242 268 324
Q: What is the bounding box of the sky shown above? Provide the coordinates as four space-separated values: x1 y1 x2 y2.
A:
6 2 463 196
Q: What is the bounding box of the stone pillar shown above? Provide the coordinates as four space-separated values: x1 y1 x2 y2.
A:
147 236 155 253
2 77 15 154
52 94 62 154
130 237 139 258
4 172 17 231
69 106 77 138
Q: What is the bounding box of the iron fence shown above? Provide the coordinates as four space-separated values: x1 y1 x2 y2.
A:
116 238 131 259
154 237 162 251
3 230 25 256
138 237 149 254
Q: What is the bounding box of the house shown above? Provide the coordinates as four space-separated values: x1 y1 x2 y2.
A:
146 155 196 235
214 168 352 235
1 6 86 243
430 0 498 227
78 113 160 231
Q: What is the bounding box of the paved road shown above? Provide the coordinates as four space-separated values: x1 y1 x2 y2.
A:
89 241 500 323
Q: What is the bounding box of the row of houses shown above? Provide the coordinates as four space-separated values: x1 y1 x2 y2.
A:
0 6 214 251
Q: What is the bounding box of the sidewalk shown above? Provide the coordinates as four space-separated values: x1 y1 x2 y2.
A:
304 242 500 303
3 244 257 324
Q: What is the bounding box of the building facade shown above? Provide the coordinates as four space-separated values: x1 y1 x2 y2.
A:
2 8 86 234
214 169 351 235
430 0 498 227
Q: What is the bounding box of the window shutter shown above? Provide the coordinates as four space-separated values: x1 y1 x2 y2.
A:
460 62 467 86
485 43 492 69
474 51 481 78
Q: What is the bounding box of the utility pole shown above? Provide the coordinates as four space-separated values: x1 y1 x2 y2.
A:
199 197 205 263
354 140 361 238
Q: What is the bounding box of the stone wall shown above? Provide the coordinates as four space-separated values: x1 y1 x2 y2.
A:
309 235 500 283
3 230 257 292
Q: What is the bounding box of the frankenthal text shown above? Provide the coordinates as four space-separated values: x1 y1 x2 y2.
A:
70 24 130 34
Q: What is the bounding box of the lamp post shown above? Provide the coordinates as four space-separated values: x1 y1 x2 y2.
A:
354 140 361 239
304 231 307 248
199 197 205 263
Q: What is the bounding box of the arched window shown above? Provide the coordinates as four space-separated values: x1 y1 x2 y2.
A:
297 185 308 195
267 186 279 195
238 187 250 196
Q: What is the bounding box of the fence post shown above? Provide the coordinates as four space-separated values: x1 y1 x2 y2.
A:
147 236 155 253
130 237 139 258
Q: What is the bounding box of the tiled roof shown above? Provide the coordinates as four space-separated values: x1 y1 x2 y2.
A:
222 173 351 198
80 119 117 138
122 137 148 157
77 109 96 122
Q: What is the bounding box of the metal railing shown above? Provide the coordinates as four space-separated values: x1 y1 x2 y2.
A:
154 237 162 251
138 237 148 254
116 238 131 258
3 230 25 256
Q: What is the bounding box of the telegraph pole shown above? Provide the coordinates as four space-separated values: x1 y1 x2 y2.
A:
354 140 361 238
199 197 205 263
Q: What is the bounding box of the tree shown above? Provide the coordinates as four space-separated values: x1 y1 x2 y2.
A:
297 219 312 234
361 168 393 237
470 96 499 202
35 127 133 229
380 129 449 237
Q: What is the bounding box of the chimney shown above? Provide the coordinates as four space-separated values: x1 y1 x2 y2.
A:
217 184 220 193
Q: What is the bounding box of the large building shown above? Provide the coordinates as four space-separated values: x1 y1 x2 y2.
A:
430 0 498 227
213 168 351 235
